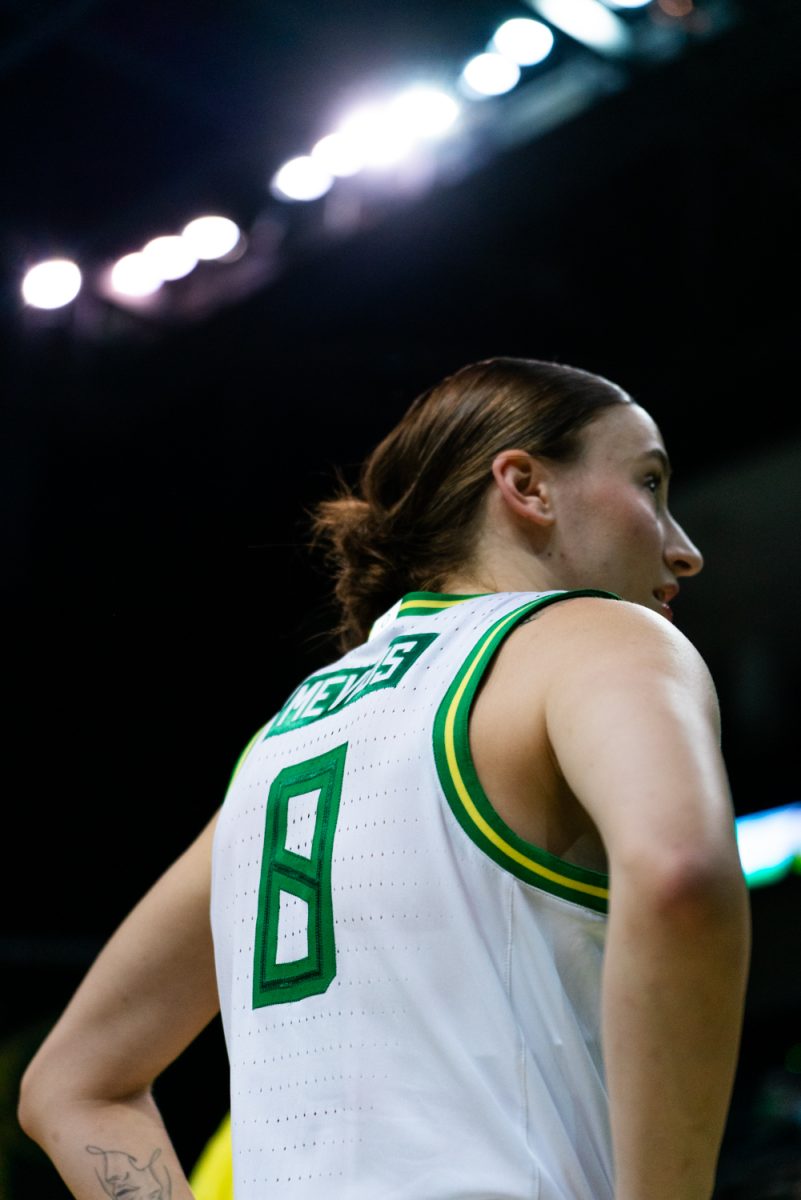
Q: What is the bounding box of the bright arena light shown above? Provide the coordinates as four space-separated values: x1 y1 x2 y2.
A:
527 0 632 55
461 53 521 98
21 259 82 310
181 215 241 260
314 88 459 178
142 235 198 281
311 132 366 178
109 252 163 298
389 87 460 139
271 156 334 201
337 106 416 170
492 18 555 66
603 0 653 7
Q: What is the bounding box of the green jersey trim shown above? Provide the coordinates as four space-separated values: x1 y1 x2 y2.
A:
225 724 267 795
398 591 487 617
433 590 618 914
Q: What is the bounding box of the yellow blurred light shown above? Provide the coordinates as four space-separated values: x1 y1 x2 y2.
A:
657 0 693 14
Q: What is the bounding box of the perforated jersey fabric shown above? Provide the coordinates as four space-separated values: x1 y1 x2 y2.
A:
211 589 616 1199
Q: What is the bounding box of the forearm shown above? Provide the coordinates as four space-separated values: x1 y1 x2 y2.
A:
18 816 219 1200
20 1086 195 1200
603 863 751 1200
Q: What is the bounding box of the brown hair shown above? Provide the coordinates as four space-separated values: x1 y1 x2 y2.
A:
312 357 630 650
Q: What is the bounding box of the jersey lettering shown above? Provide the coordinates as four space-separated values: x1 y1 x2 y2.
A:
264 632 437 737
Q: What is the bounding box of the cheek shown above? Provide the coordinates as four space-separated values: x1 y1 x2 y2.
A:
586 483 637 522
591 487 661 551
626 500 659 538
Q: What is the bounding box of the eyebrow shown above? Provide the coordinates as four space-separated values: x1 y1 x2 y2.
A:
642 448 673 477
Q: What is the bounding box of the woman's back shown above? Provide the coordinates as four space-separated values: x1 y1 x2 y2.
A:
212 590 614 1200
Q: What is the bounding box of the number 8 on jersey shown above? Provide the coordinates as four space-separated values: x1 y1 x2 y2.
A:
252 743 347 1007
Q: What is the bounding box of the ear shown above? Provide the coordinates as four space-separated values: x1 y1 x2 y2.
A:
491 449 556 527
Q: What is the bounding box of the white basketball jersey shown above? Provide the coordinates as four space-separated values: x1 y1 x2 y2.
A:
211 589 616 1200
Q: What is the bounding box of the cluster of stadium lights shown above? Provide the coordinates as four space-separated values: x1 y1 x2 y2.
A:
21 215 243 309
20 0 659 312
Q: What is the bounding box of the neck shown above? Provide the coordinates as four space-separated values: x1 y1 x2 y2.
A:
439 542 565 598
439 486 568 596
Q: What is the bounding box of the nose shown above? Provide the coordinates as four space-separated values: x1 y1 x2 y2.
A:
665 514 704 578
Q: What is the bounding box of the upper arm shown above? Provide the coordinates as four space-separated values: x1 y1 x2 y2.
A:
22 813 220 1107
542 599 738 884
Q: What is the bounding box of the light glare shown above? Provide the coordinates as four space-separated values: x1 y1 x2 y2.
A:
492 18 555 66
337 106 415 169
181 216 241 260
272 156 334 201
311 132 366 178
461 53 521 97
527 0 632 55
314 88 459 178
736 803 801 886
109 252 163 298
603 0 653 7
22 259 82 309
389 87 460 138
142 235 198 281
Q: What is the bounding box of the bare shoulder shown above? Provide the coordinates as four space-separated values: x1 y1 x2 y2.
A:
524 593 700 652
515 596 737 874
480 595 716 714
472 597 727 863
515 595 718 706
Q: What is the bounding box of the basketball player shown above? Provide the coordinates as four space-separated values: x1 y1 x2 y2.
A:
19 358 750 1200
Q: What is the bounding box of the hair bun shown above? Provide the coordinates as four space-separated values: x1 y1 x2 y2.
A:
311 492 414 651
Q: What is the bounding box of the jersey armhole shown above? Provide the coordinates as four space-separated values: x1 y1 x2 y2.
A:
224 722 270 798
432 590 615 915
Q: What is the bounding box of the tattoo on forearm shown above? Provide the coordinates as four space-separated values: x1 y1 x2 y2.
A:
86 1144 172 1200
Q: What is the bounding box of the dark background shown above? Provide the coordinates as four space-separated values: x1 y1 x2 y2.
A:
2 0 800 1195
